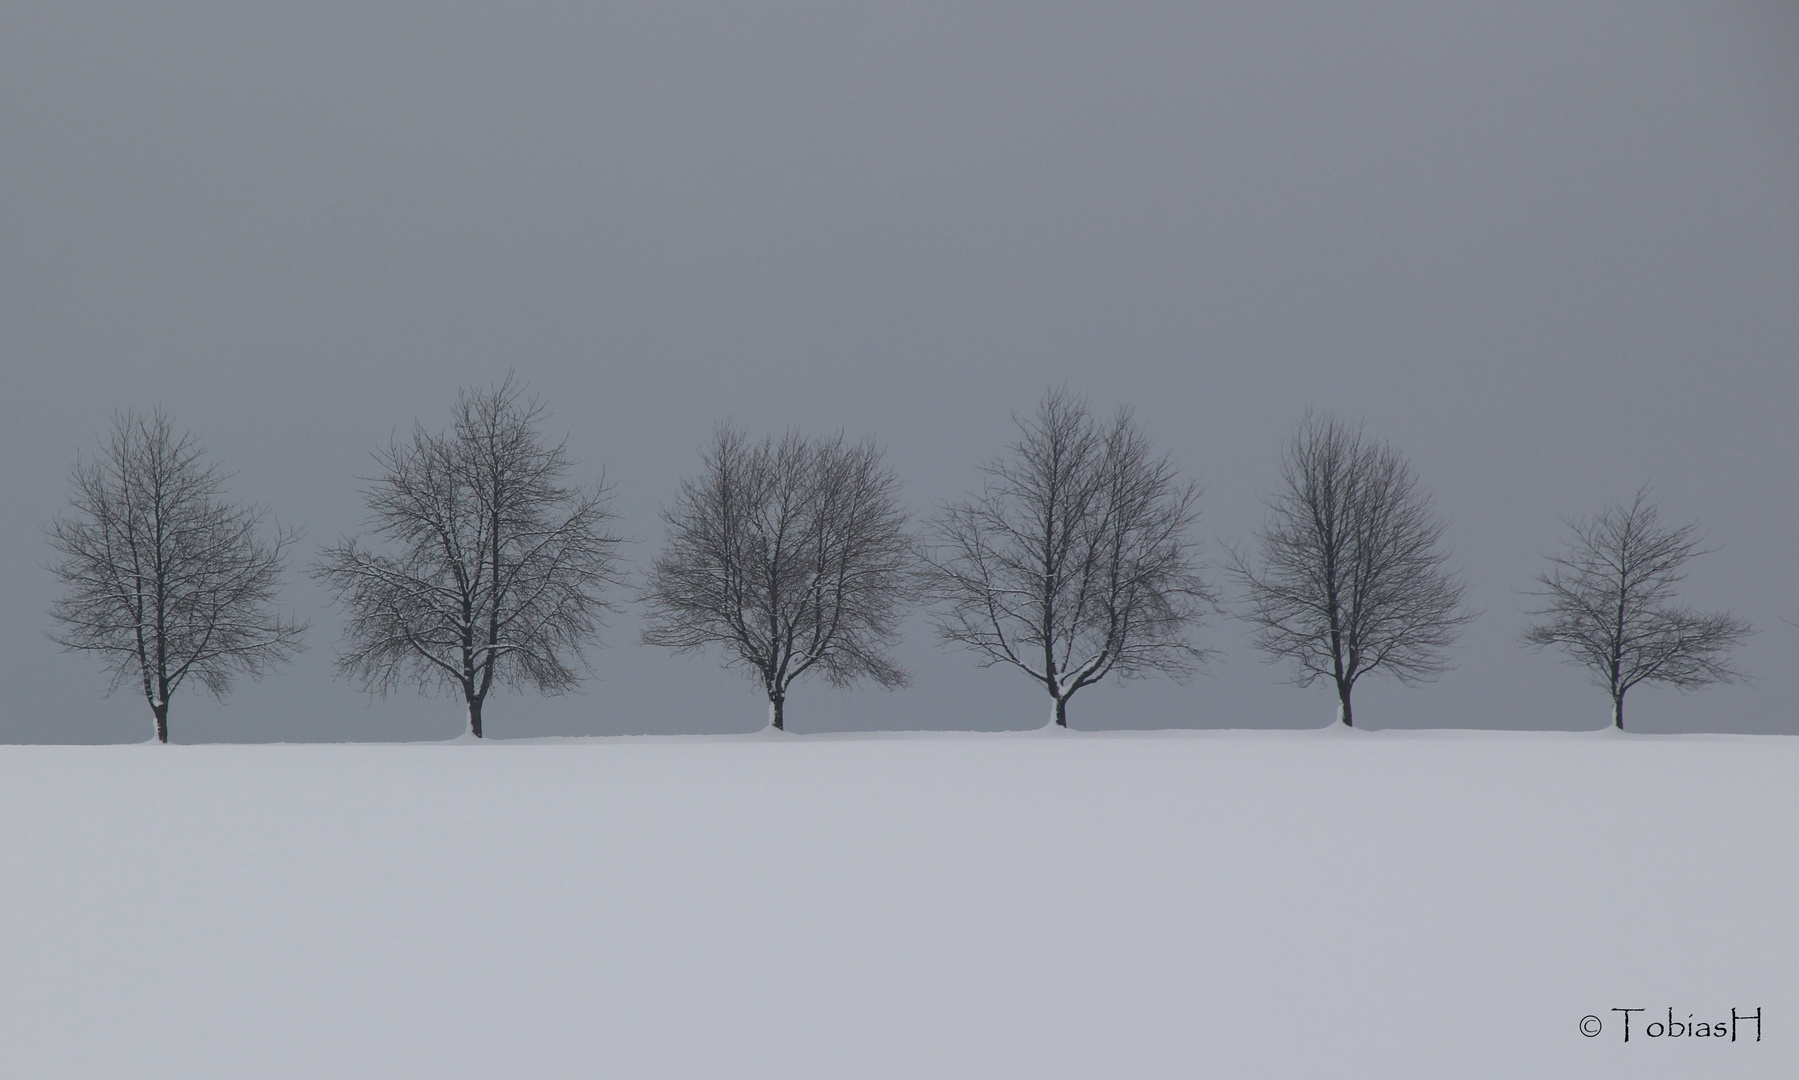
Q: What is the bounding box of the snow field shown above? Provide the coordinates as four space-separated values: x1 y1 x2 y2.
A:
0 728 1791 1078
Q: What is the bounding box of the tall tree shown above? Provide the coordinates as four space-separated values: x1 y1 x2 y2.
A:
1228 412 1471 727
641 426 914 731
1519 487 1752 730
46 410 307 743
926 388 1214 728
312 376 622 738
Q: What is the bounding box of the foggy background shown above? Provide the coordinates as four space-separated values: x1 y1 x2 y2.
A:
3 1 1795 741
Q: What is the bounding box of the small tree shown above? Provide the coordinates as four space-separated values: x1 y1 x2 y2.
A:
312 376 623 737
46 410 307 743
641 426 914 731
926 388 1214 728
1228 412 1471 727
1519 488 1752 730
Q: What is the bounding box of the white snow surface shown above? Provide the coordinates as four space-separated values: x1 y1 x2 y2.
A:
0 727 1791 1078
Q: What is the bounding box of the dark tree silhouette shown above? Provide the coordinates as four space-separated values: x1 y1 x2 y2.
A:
1520 487 1752 730
926 388 1214 728
46 410 307 743
641 425 914 731
312 376 622 737
1228 412 1471 727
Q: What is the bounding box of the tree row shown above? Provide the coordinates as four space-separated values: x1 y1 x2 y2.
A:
46 377 1752 742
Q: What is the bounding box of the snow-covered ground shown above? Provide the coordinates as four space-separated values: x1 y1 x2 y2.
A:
0 727 1790 1078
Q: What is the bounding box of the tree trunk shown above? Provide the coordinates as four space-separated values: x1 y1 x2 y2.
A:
1053 696 1068 728
467 698 484 739
769 693 785 731
1611 692 1624 731
152 701 169 744
1337 682 1353 727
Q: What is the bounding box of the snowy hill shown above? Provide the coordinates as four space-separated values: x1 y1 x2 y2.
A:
0 728 1790 1078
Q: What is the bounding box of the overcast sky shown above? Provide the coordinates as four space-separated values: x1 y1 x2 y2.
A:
3 1 1795 742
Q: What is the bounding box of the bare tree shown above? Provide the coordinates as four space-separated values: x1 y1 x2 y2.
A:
1228 412 1471 727
925 389 1214 728
1519 487 1752 730
46 410 307 743
312 376 623 738
641 426 914 731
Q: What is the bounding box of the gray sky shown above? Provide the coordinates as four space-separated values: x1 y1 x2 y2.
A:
3 1 1795 742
